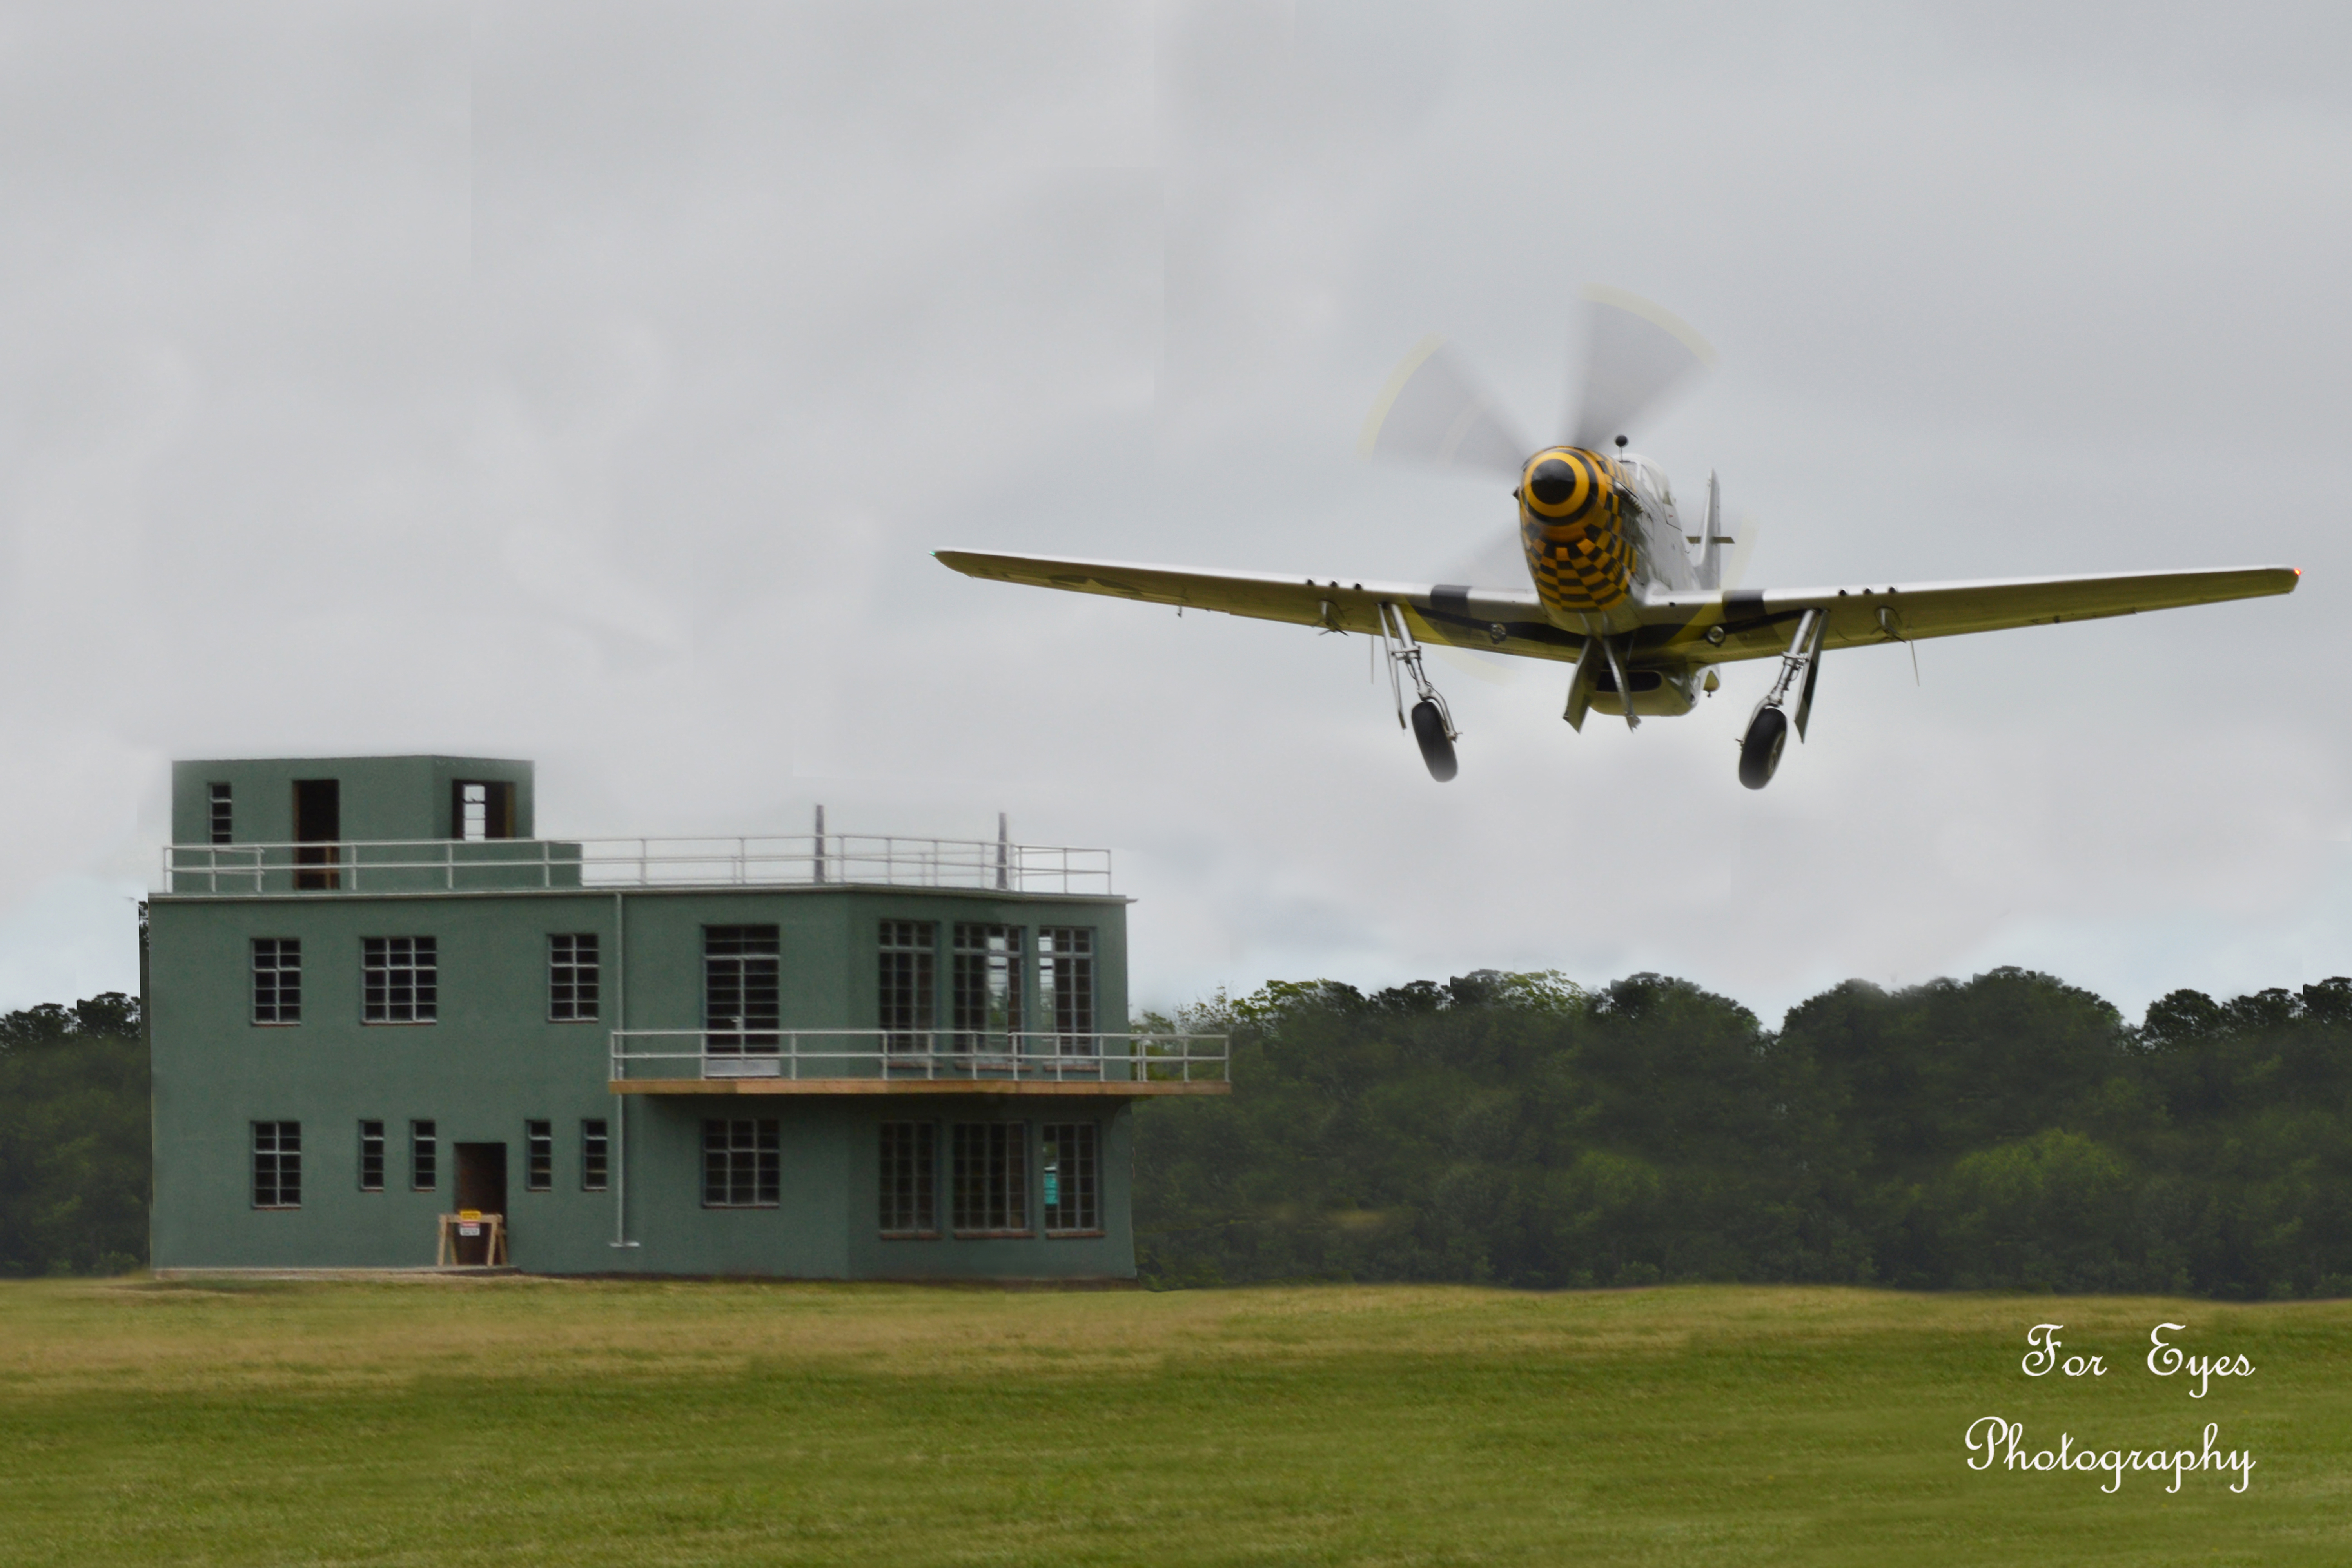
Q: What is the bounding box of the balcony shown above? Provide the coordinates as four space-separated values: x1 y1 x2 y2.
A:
608 1029 1231 1097
160 835 1115 897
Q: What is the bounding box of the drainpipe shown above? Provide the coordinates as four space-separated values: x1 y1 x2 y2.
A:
610 889 638 1252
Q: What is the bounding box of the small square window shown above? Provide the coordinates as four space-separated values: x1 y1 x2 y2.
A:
702 1119 779 1207
363 937 437 1024
525 1120 552 1192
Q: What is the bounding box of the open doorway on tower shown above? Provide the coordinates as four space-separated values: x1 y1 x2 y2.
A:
452 1143 508 1264
453 780 515 840
292 778 339 889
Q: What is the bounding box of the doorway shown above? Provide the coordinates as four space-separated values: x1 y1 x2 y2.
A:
452 1143 508 1265
292 778 341 889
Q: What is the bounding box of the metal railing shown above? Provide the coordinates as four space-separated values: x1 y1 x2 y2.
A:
161 835 1114 896
608 1029 1229 1085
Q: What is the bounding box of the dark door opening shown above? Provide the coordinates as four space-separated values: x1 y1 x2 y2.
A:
293 778 341 890
452 1143 508 1264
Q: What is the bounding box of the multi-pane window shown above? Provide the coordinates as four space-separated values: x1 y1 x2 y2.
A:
549 933 600 1022
252 1121 301 1208
878 1122 937 1236
702 1119 780 1207
704 926 780 1058
358 1120 385 1191
581 1119 610 1192
879 921 935 1054
952 924 1022 1053
526 1120 552 1191
410 1119 438 1191
1041 1123 1101 1234
453 780 515 840
951 1122 1028 1234
1037 928 1095 1055
252 938 302 1024
209 782 232 845
362 937 437 1023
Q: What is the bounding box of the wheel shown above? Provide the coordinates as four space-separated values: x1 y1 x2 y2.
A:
1410 700 1458 782
1738 705 1788 790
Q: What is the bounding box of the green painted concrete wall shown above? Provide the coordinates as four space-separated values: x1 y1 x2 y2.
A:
148 882 1135 1278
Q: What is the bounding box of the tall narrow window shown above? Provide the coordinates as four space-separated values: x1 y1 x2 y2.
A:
453 780 515 840
878 1122 937 1237
410 1119 438 1191
363 936 437 1023
549 933 600 1021
525 1120 552 1191
1037 928 1095 1056
704 926 780 1059
251 938 302 1024
879 921 935 1056
702 1119 779 1207
358 1120 385 1192
293 778 340 890
951 924 1022 1054
951 1122 1028 1235
208 782 233 845
1041 1123 1101 1234
252 1121 301 1208
581 1119 610 1192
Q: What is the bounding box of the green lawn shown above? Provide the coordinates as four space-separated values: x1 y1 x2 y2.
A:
0 1278 2341 1565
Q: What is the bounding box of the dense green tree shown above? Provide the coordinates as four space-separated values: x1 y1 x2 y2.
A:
0 993 149 1276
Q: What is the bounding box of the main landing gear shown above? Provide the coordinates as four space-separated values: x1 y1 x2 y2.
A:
1740 607 1825 790
1378 602 1459 781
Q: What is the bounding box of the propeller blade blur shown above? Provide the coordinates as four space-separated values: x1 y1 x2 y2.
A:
1565 285 1717 452
1360 336 1530 479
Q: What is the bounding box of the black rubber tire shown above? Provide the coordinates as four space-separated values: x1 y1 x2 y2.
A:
1410 700 1458 782
1738 706 1788 791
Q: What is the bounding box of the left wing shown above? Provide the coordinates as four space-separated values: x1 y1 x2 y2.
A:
933 550 1590 661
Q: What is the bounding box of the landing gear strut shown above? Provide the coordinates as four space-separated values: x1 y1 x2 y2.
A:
1739 608 1825 791
1378 602 1458 781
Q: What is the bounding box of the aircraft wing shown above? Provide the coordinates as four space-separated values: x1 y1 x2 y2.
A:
1646 565 2301 665
933 550 1592 661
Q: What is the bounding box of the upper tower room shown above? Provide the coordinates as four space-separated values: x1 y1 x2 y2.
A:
171 757 536 847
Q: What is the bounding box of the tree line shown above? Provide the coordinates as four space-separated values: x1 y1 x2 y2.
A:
3 970 2347 1296
1133 968 2352 1299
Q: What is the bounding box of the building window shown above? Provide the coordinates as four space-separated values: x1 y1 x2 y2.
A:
1037 928 1095 1054
581 1119 609 1192
252 938 302 1024
951 1122 1028 1235
525 1120 552 1191
879 921 935 1054
702 1119 780 1207
952 924 1022 1053
704 926 780 1058
1041 1123 1101 1234
878 1122 937 1236
549 933 599 1021
454 779 515 840
293 778 340 890
363 936 437 1023
410 1119 438 1191
252 1121 301 1208
359 1120 385 1191
209 782 232 845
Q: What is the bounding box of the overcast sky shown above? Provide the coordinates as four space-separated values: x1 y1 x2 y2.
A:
3 1 2347 1025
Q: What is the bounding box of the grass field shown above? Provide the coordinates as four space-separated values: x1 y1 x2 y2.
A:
0 1278 2343 1566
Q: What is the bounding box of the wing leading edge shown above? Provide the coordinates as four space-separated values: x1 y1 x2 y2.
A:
935 550 2299 668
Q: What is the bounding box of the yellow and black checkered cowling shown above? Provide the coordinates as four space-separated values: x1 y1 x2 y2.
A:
1520 448 1632 615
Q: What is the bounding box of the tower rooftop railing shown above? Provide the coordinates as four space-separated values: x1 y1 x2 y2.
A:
160 834 1114 896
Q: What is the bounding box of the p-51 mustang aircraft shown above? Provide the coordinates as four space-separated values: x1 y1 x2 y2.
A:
937 288 2299 788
